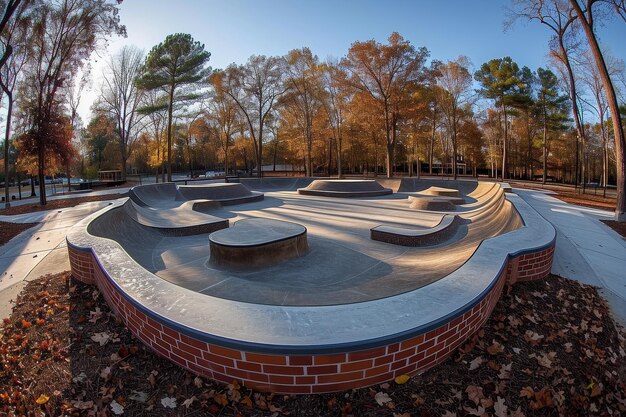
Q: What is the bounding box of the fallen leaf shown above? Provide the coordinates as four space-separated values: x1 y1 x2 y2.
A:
494 397 508 417
35 394 49 404
465 385 484 405
110 400 124 415
129 390 147 403
91 332 111 346
161 396 177 409
520 386 534 398
375 391 392 406
469 356 483 370
182 396 196 408
394 374 410 384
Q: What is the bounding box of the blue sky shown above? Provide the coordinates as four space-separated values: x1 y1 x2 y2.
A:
79 0 626 121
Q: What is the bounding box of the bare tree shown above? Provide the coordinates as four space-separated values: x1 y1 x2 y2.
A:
221 55 287 177
436 56 474 179
282 48 322 177
0 0 31 207
207 70 239 176
568 0 626 221
509 0 587 186
18 0 124 205
342 32 428 178
320 61 349 178
96 45 144 180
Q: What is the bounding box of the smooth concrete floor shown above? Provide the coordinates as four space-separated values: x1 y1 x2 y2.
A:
119 191 521 306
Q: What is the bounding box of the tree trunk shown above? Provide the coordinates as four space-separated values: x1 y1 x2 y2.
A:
542 114 548 185
337 132 343 179
166 85 174 182
502 103 508 180
569 0 626 220
3 94 12 208
37 143 46 205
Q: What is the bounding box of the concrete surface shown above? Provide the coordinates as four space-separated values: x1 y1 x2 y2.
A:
83 182 522 306
65 186 555 350
515 188 626 327
0 200 119 319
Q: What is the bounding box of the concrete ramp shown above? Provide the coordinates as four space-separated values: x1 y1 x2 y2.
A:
177 183 263 205
122 199 228 236
298 180 393 197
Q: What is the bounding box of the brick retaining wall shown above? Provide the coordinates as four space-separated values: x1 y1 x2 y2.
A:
68 241 554 394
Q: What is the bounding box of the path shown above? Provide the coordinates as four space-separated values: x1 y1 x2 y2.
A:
515 188 626 327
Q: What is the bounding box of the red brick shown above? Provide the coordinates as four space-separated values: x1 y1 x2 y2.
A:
295 376 316 384
347 348 385 361
374 355 394 366
227 367 269 383
263 365 304 375
245 352 286 364
313 354 346 365
179 334 209 351
210 345 243 360
289 356 313 365
317 370 364 384
400 335 424 350
236 361 262 372
200 352 235 367
306 365 338 375
365 364 390 377
269 374 294 384
340 359 373 372
394 347 416 361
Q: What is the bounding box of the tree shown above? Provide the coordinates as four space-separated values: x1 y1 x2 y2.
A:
568 0 626 221
18 0 124 205
536 67 569 183
0 0 27 70
320 61 349 178
84 113 115 170
474 57 525 180
221 55 286 177
136 33 211 182
282 48 322 177
96 45 145 180
207 70 239 176
436 56 474 179
0 0 31 207
343 32 429 178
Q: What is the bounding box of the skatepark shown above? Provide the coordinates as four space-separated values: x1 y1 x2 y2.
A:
63 178 556 393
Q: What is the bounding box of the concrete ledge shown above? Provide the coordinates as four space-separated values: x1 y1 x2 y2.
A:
209 219 308 269
66 184 556 394
371 215 464 247
297 180 393 198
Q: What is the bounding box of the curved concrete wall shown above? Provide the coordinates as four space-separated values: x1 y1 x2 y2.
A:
67 183 555 394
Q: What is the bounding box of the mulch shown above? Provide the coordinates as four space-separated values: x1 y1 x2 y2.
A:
600 220 626 239
0 194 126 216
511 183 616 212
0 221 38 246
1 272 624 416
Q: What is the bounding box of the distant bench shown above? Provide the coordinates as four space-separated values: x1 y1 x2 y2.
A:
371 214 463 247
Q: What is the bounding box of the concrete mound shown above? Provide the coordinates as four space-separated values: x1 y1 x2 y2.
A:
177 183 263 205
209 218 308 269
129 182 263 208
297 179 392 197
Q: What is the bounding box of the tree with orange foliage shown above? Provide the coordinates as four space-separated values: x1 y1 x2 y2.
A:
342 32 429 178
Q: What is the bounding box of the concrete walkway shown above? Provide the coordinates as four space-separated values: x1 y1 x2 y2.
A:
0 200 120 318
515 188 626 327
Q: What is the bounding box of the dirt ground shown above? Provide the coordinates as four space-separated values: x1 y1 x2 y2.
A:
0 221 38 246
601 220 626 238
0 272 624 416
0 193 126 216
511 183 616 212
